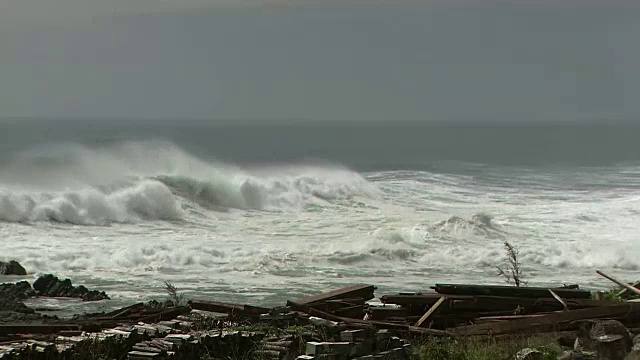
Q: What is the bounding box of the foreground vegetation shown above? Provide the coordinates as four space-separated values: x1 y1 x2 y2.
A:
412 335 563 360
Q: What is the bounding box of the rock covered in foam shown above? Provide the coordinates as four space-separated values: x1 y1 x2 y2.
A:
33 274 110 301
0 260 27 275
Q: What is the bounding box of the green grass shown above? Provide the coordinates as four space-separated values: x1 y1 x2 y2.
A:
411 335 564 360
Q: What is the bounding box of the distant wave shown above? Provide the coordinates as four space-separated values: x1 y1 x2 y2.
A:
0 140 378 225
0 180 182 225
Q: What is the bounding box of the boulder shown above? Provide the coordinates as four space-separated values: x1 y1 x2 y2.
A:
0 260 27 275
558 350 596 360
576 320 632 352
594 334 628 360
0 281 36 318
33 274 109 301
515 348 543 360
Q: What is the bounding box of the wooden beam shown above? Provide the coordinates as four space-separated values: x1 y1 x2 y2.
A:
188 300 269 316
433 284 591 299
288 302 453 337
414 296 446 327
451 302 640 336
597 269 640 297
548 290 568 311
617 281 640 297
287 284 376 306
0 324 81 335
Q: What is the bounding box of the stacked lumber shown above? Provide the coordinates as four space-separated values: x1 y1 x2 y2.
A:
375 283 609 329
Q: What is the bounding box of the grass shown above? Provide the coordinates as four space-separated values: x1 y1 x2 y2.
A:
66 337 131 360
411 335 564 360
496 241 527 287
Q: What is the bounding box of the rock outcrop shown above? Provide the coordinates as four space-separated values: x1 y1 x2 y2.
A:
0 281 39 323
0 281 35 314
33 274 110 301
0 260 27 275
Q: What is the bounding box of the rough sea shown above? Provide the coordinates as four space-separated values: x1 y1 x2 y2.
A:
1 120 639 316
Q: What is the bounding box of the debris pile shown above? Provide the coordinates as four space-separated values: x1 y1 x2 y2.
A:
0 267 639 359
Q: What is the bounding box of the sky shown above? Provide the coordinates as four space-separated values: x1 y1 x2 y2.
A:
1 0 639 122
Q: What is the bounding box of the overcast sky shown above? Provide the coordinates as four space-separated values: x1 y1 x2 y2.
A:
1 0 639 122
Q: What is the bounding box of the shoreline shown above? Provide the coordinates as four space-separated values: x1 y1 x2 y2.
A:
1 263 639 359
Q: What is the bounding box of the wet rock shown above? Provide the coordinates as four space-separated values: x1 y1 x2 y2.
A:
576 320 632 352
0 281 36 322
515 348 543 360
0 281 36 300
0 260 27 275
557 350 596 360
33 274 110 301
594 334 628 360
627 343 640 360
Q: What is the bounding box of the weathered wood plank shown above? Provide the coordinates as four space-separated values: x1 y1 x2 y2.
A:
451 303 640 336
287 284 376 306
188 300 270 316
0 324 81 335
288 301 453 337
433 284 591 299
414 296 446 327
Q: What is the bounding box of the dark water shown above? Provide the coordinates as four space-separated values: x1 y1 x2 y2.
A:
2 120 640 171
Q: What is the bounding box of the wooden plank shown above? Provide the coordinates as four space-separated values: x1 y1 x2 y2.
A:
188 300 270 316
0 324 81 335
414 296 446 327
381 293 473 306
287 284 376 306
433 284 591 299
548 289 568 311
288 301 453 337
451 302 640 336
137 306 191 323
367 306 408 320
597 269 640 297
617 281 640 297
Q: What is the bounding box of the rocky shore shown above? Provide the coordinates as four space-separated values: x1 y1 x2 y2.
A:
1 260 639 360
0 261 109 324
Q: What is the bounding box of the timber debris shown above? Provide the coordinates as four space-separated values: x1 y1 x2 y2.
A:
0 269 639 359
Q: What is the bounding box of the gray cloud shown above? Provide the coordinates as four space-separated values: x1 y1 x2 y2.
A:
1 2 639 122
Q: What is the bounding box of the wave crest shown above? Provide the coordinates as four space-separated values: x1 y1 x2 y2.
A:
0 180 182 225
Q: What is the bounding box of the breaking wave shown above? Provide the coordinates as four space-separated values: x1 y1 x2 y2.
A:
0 140 378 225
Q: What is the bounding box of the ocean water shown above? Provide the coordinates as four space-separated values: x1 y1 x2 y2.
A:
1 120 639 315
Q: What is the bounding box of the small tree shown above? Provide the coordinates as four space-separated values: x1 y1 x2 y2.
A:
496 242 527 287
164 281 185 307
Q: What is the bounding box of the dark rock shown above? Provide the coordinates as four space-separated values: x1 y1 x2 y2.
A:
33 274 110 301
0 297 34 314
627 343 640 360
0 281 36 320
576 320 632 353
557 350 596 360
594 334 627 360
515 348 544 360
0 281 36 300
0 260 27 275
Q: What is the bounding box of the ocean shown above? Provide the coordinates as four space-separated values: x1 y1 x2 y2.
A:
1 120 639 316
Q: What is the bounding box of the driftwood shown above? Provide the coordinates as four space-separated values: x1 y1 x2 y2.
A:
414 296 446 327
288 301 453 337
618 281 640 298
548 289 569 311
433 283 591 299
452 303 640 336
597 269 640 297
188 300 270 318
287 284 376 307
0 324 81 335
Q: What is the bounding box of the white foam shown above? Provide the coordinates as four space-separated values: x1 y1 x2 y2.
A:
0 140 380 222
0 180 182 225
